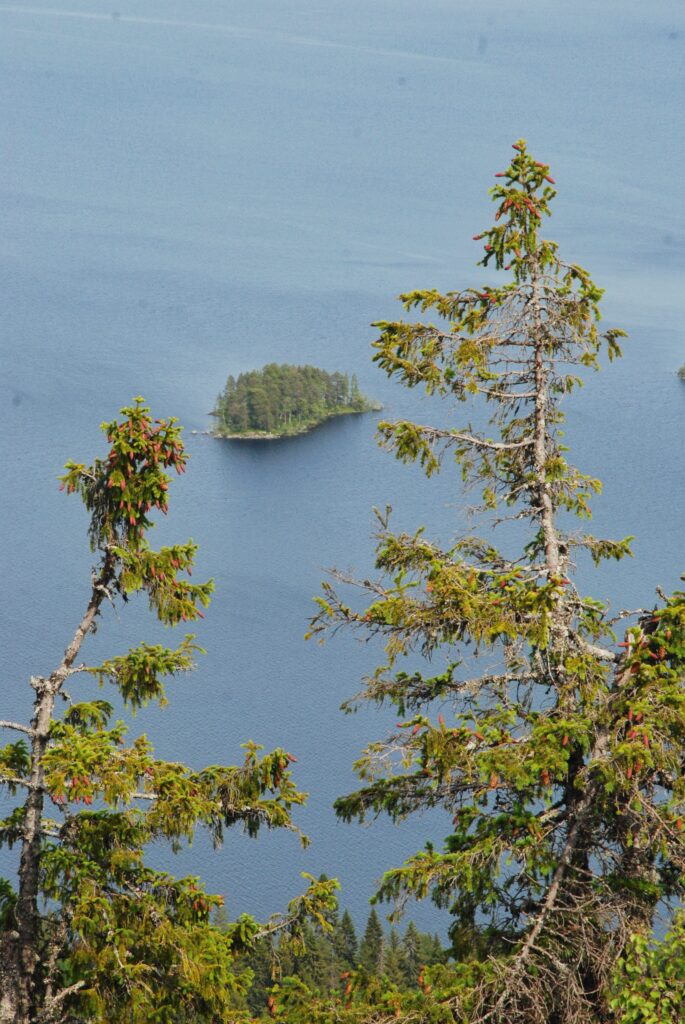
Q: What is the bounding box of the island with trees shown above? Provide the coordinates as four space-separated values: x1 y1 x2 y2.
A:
212 364 382 438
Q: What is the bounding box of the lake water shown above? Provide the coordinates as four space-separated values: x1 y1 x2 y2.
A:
1 0 684 935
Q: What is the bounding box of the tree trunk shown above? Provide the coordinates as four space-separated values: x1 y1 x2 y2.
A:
12 678 56 1022
6 556 112 1022
531 258 560 578
0 932 21 1024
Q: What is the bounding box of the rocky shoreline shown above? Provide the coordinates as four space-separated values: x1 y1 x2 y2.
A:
210 404 382 441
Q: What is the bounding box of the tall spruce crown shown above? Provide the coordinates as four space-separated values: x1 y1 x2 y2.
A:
309 143 685 1023
0 398 338 1024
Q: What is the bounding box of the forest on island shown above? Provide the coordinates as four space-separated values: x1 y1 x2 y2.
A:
2 145 685 1024
213 364 378 435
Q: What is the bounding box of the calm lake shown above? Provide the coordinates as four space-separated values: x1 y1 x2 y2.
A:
1 0 684 934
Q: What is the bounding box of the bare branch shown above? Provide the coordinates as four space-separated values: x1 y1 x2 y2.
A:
401 423 535 452
36 980 85 1023
478 387 538 400
0 774 34 791
576 639 618 663
0 721 34 737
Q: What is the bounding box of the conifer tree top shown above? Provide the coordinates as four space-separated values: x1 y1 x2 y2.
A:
309 144 685 1023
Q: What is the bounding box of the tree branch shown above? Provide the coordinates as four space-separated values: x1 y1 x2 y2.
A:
0 722 34 737
576 639 618 663
478 387 537 401
479 785 596 1022
404 423 535 452
36 981 85 1023
0 774 34 791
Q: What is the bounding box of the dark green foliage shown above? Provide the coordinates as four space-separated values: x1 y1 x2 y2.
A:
213 363 379 436
400 921 422 984
333 910 359 971
232 901 447 1019
358 909 385 975
383 929 404 987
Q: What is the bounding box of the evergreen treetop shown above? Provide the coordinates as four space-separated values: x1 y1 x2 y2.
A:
309 141 685 1023
358 908 385 976
0 398 337 1024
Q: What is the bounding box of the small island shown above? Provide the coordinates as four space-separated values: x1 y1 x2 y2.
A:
679 364 685 380
212 363 382 439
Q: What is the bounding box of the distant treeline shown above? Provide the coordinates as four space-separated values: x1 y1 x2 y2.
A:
222 904 447 1017
213 363 378 435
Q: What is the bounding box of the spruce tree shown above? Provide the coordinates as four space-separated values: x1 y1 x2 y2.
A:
358 908 385 976
400 921 422 986
0 398 336 1024
310 142 685 1021
384 928 406 988
333 909 359 972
